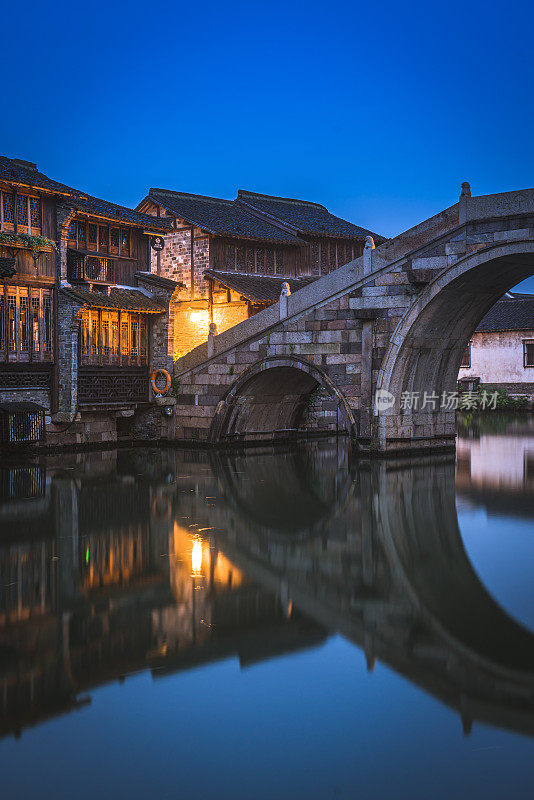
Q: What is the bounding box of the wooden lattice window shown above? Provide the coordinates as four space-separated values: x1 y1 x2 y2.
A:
31 297 40 352
2 192 14 225
68 221 77 240
246 246 255 273
256 247 264 273
1 191 41 234
16 195 28 227
226 244 236 270
110 228 120 252
121 229 130 255
80 309 148 366
99 225 108 251
1 287 53 362
29 197 41 228
88 224 97 248
20 295 29 351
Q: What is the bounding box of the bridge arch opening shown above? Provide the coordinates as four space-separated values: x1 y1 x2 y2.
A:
209 357 356 444
376 244 534 449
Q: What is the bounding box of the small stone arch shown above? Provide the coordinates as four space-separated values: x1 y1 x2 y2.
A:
209 355 357 443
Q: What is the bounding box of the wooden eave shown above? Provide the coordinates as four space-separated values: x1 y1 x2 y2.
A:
0 178 74 198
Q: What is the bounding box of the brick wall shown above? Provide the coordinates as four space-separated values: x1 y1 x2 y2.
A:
171 301 250 359
151 227 210 299
0 388 50 412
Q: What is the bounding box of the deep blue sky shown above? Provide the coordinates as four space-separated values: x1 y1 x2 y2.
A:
2 1 533 285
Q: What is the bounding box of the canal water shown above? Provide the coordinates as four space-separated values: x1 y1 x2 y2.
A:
0 419 533 799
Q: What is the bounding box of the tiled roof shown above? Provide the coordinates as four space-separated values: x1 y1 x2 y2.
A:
60 285 166 313
0 257 16 278
0 155 171 232
0 156 74 195
237 190 386 243
147 189 304 244
476 293 534 332
70 195 172 232
135 271 184 291
204 269 316 303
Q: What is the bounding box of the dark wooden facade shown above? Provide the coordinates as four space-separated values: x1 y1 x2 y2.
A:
210 236 364 278
0 158 170 418
66 217 151 286
0 180 57 406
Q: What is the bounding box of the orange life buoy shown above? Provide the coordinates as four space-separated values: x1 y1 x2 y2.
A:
151 368 172 396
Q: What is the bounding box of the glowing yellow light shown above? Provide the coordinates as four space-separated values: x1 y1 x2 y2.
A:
190 310 208 324
192 539 203 575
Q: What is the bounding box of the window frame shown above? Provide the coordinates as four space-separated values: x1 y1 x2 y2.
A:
0 285 53 362
79 309 148 367
460 342 472 369
0 189 41 235
68 219 131 257
523 339 534 368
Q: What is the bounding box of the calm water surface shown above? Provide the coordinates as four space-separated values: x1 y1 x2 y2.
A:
0 420 534 799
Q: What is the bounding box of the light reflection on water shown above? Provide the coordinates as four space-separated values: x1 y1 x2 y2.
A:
0 421 533 799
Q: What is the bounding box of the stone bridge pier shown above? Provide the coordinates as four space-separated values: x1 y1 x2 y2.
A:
173 185 534 453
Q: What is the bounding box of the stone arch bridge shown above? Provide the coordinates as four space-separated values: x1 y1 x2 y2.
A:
173 185 534 453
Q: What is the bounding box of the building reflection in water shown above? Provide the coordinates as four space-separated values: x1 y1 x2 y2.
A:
456 416 534 516
0 435 534 742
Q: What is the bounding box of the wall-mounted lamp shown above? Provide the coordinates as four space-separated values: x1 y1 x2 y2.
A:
189 309 209 324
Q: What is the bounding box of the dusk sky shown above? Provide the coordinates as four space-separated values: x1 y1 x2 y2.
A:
2 0 533 285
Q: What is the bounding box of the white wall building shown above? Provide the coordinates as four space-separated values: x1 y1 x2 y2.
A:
458 292 534 398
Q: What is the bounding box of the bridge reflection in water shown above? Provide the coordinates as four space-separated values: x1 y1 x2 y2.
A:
0 437 533 742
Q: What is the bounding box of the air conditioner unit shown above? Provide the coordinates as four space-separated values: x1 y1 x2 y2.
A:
0 402 45 446
67 250 115 284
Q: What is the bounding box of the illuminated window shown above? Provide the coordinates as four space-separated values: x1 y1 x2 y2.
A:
79 310 149 365
31 297 40 352
91 320 98 355
0 290 53 360
20 296 29 351
8 295 16 350
81 318 89 355
102 321 110 356
111 320 119 355
524 340 534 368
121 321 129 354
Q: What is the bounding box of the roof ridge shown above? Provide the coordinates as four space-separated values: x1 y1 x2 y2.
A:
149 188 232 204
205 269 305 281
237 189 327 210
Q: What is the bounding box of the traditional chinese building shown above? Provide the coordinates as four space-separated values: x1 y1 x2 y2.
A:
458 292 534 400
136 188 385 356
0 156 176 448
